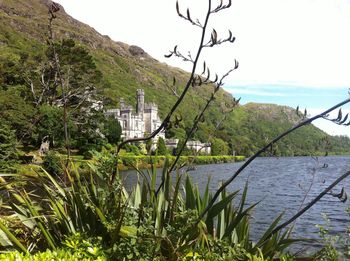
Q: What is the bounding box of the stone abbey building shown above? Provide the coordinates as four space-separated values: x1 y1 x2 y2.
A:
106 89 165 141
106 89 210 154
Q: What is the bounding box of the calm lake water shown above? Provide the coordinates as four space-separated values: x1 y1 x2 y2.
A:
121 156 350 252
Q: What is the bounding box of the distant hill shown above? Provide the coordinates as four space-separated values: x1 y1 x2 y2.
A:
1 0 349 156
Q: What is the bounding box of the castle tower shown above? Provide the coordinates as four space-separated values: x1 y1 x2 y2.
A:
136 89 144 116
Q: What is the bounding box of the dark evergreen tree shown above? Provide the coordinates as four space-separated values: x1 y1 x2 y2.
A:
103 117 122 145
156 137 168 155
0 122 18 170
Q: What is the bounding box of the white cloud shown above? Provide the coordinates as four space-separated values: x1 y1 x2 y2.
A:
53 0 350 136
55 0 350 88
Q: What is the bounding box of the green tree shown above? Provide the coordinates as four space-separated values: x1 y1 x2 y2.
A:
36 105 65 147
0 122 18 170
0 87 37 146
102 117 122 145
48 38 102 156
156 137 168 155
74 111 106 158
210 138 229 156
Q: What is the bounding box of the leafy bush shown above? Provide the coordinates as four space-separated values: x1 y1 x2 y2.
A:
210 138 229 156
42 151 63 176
0 157 293 260
0 122 18 171
156 137 168 155
124 144 141 155
315 210 350 260
116 155 244 170
0 248 107 261
102 117 122 145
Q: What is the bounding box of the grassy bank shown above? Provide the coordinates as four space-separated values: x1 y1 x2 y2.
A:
117 155 245 170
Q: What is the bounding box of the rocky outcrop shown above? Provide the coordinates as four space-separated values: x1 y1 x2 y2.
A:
129 45 147 56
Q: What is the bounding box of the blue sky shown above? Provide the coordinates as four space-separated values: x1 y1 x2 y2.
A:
224 84 349 109
224 84 350 136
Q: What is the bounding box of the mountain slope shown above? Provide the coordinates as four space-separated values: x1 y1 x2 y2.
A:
0 0 349 156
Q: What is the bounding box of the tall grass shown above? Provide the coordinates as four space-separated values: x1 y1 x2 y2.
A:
0 153 299 260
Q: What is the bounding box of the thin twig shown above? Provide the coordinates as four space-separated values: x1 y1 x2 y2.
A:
110 0 214 185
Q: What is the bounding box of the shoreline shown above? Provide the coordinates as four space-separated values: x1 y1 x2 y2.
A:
117 155 246 171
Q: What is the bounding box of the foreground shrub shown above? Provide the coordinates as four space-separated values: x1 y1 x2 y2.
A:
42 151 63 176
315 209 350 260
0 153 297 260
0 248 106 261
0 122 19 171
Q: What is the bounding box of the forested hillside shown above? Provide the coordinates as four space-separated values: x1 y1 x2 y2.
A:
1 0 349 159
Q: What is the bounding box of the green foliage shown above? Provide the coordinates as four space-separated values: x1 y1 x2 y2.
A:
211 138 229 156
0 164 133 253
1 0 350 157
41 38 102 106
102 117 122 145
315 210 350 260
0 2 349 260
116 155 244 170
36 105 65 147
0 154 295 260
166 126 187 140
124 143 141 155
0 248 107 261
62 233 107 260
0 87 37 146
0 122 18 170
156 137 168 155
224 104 350 156
42 151 63 177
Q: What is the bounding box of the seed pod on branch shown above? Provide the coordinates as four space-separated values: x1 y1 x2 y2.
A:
234 59 239 69
201 61 207 75
211 29 218 45
213 74 218 83
204 68 210 82
176 1 181 16
338 113 348 124
186 8 193 23
333 108 343 122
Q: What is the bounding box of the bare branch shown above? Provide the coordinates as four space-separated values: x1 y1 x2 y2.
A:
110 0 215 184
165 45 194 63
211 0 232 13
176 0 203 28
204 29 236 47
323 107 350 126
